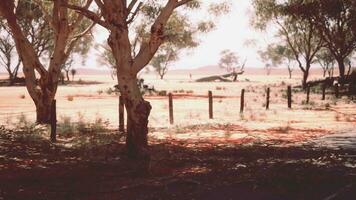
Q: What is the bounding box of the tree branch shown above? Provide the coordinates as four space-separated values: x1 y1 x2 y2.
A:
126 2 143 24
133 0 192 73
32 0 56 31
63 2 111 29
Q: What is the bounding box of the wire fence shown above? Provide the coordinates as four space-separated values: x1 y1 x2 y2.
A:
0 84 354 133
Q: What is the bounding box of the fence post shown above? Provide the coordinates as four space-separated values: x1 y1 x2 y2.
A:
50 99 57 142
335 83 339 98
306 86 310 104
322 84 326 100
168 93 174 124
240 89 245 113
266 87 270 110
208 91 213 119
119 95 125 133
287 86 292 109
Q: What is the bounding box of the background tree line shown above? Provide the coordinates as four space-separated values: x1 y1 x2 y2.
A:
253 0 356 88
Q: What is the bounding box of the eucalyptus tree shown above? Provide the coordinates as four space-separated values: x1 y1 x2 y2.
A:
284 0 356 81
258 44 282 75
0 0 95 123
0 22 21 85
252 0 323 88
259 43 295 78
0 0 52 85
65 0 230 157
316 48 335 78
150 12 204 79
219 49 239 73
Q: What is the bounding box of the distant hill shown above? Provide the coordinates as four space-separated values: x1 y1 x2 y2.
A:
71 65 327 77
168 65 326 76
76 68 111 75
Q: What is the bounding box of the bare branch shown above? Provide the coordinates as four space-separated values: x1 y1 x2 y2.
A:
126 2 143 24
127 0 139 13
63 2 111 29
65 21 96 58
175 0 193 8
69 0 94 31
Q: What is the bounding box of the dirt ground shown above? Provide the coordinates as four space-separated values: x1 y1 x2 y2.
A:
0 127 356 200
0 73 355 199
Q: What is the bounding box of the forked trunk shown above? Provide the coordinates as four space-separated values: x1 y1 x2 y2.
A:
118 73 152 158
35 98 53 124
35 80 56 124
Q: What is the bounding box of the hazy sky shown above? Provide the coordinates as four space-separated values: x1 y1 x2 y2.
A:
87 0 277 70
0 0 277 73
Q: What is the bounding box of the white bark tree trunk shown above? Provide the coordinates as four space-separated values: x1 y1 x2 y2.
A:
0 0 94 124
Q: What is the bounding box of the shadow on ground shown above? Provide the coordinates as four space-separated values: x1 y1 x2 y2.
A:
0 128 356 200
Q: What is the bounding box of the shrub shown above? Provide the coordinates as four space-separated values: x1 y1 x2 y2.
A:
67 95 74 101
57 116 75 136
216 86 226 91
158 90 167 96
12 114 47 137
57 114 110 136
97 90 103 95
106 88 114 95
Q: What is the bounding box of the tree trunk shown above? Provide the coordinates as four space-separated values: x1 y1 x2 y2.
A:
302 70 309 89
8 73 14 86
35 97 53 124
336 57 345 81
118 73 152 158
233 73 238 82
65 70 70 81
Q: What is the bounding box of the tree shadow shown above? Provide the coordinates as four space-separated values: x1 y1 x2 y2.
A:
0 129 356 200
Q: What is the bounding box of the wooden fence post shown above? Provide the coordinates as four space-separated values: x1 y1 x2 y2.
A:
306 86 310 104
266 87 270 110
287 86 292 109
240 89 245 113
208 91 213 119
50 99 57 142
335 84 339 98
322 84 326 100
119 95 125 133
168 93 174 124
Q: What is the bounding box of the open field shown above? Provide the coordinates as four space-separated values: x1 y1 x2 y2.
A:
0 72 355 199
0 73 355 143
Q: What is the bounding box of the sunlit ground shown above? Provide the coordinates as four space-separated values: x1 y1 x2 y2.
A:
0 73 355 199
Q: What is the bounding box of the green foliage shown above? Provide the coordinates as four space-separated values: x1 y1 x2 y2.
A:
149 12 200 79
57 114 110 137
97 1 230 78
281 0 356 77
219 49 239 72
14 114 46 135
259 44 294 67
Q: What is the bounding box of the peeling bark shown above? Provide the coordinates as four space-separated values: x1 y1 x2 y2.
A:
118 74 151 158
0 0 94 124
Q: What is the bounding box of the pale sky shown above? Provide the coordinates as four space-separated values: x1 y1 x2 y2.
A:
0 0 277 73
86 0 277 70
